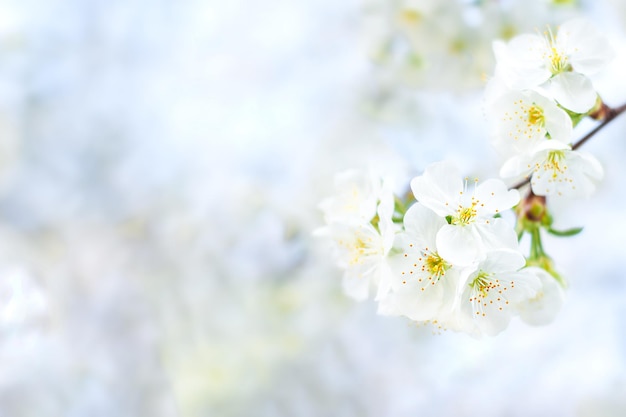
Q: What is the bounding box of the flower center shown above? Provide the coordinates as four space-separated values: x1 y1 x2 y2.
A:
339 230 382 267
544 150 566 178
527 104 545 127
424 253 450 279
544 27 571 75
452 205 477 226
470 271 495 298
468 271 513 316
549 46 569 74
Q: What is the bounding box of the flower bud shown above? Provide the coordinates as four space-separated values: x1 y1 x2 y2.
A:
517 192 552 227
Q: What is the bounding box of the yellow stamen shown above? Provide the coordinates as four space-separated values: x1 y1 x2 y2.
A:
527 105 545 126
424 253 450 279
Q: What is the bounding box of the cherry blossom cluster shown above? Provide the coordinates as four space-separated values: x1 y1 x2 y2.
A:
318 18 622 337
317 164 561 337
485 18 613 198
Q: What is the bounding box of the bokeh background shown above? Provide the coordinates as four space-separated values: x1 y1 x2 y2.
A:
1 0 626 416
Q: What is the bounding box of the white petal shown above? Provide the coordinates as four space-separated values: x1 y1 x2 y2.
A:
476 310 513 337
517 267 565 326
474 219 519 253
384 283 443 321
410 161 462 216
374 261 394 301
557 18 614 75
474 179 520 216
500 154 534 179
532 139 571 152
436 224 479 266
547 72 597 113
535 94 573 145
576 151 604 180
401 202 446 248
498 270 541 303
377 178 396 221
494 34 551 89
558 151 604 197
478 249 526 274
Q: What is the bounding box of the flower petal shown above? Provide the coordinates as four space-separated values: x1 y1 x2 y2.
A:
517 267 565 325
410 161 463 217
401 202 446 248
436 224 480 266
557 18 614 75
494 34 551 89
546 72 597 113
473 179 520 216
478 249 526 274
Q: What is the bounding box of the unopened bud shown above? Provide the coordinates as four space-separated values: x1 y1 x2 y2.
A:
517 192 551 226
588 97 611 121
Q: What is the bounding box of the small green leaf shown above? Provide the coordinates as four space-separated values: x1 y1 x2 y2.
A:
445 215 453 224
546 226 583 237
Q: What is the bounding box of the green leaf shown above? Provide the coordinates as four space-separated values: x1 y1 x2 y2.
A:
546 226 583 237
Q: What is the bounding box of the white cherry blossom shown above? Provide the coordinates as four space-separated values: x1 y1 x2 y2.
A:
487 87 573 158
378 203 461 321
411 161 520 265
450 249 541 337
318 170 387 225
322 220 395 301
317 170 397 301
500 148 604 197
493 18 614 113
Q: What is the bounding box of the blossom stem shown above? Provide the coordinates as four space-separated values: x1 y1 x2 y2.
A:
529 226 545 260
510 102 626 190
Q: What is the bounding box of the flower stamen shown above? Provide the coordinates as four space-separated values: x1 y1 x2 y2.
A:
423 253 450 279
527 104 545 127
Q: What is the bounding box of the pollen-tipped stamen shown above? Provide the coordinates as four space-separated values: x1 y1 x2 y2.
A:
424 253 450 279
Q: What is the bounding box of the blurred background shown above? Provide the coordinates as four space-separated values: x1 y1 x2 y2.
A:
1 0 626 416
